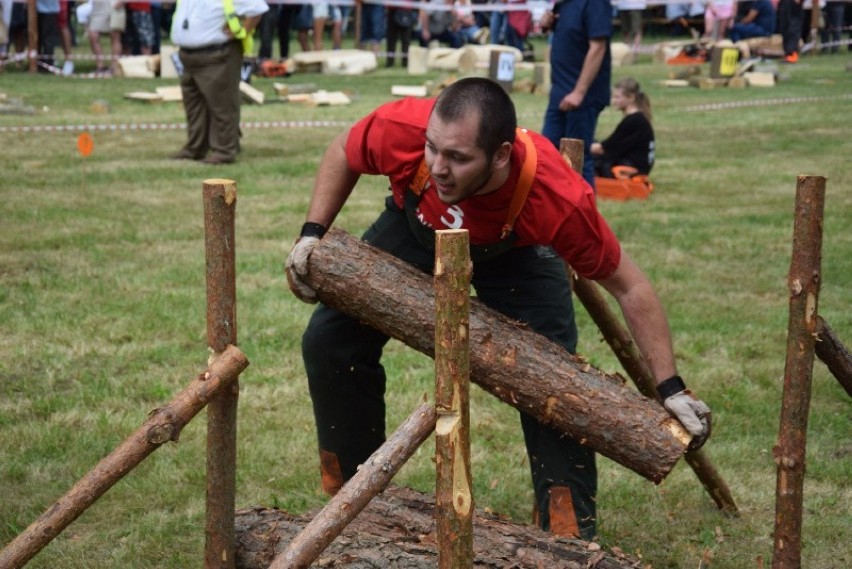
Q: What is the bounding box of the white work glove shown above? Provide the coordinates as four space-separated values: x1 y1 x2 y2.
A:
657 375 712 451
286 223 326 303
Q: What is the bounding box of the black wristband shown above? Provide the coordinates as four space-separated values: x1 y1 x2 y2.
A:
656 375 687 400
300 222 327 239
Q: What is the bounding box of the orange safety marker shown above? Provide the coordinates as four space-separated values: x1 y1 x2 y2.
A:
77 132 94 157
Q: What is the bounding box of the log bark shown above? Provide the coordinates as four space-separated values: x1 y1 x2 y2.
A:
235 486 643 569
306 229 689 483
559 137 738 514
204 179 240 569
434 230 474 568
815 316 852 397
772 175 826 569
0 346 249 569
269 404 437 569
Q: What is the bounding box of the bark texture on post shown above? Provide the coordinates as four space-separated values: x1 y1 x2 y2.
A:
203 179 239 569
772 176 826 569
559 137 738 514
235 486 644 569
434 230 474 569
269 404 437 569
815 317 852 397
0 346 249 569
306 229 689 482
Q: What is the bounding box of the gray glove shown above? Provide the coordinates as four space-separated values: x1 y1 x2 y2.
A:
285 236 320 304
658 376 712 451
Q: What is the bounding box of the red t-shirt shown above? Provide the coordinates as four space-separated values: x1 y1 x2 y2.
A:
344 97 621 280
127 3 151 12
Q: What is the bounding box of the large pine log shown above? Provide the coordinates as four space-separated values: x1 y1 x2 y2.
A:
305 229 689 483
234 486 642 569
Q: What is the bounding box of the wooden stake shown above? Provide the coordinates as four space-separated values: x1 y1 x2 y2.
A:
269 404 438 569
0 346 249 569
203 179 239 569
815 316 852 397
772 175 826 569
559 138 738 514
434 230 474 569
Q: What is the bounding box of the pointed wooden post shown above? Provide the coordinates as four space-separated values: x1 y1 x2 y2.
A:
203 179 239 569
559 137 738 513
772 176 826 569
26 0 38 73
434 229 474 568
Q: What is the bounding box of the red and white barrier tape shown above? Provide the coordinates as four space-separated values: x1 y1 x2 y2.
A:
0 120 352 134
683 93 852 112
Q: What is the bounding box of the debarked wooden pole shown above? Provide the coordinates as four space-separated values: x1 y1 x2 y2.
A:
0 346 249 569
269 403 438 569
434 230 474 569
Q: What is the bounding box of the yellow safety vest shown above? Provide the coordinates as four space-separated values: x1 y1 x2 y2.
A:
222 0 253 54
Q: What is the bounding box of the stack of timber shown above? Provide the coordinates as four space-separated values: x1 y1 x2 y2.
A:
234 486 643 569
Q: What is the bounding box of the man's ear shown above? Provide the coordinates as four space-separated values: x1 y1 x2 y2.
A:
493 141 513 169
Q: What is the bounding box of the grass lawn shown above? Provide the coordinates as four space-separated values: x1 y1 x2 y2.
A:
1 36 851 568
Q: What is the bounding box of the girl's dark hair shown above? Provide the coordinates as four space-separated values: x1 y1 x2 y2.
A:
433 77 517 160
615 77 652 122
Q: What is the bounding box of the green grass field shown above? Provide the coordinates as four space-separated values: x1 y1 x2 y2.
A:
1 40 851 568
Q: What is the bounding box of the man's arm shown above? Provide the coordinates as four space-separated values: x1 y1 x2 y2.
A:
304 128 362 229
284 129 361 304
596 251 677 383
558 38 607 112
596 251 712 449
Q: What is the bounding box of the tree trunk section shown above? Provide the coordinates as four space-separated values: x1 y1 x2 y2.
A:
772 175 826 569
815 317 852 397
269 404 437 569
305 229 689 483
0 346 249 569
434 230 474 568
235 486 643 569
204 179 240 569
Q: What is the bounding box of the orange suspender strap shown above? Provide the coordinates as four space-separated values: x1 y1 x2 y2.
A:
501 128 537 239
408 127 538 240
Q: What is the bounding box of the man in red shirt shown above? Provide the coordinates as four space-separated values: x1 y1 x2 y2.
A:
286 78 711 540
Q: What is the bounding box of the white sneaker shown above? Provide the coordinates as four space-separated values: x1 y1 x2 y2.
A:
62 60 74 76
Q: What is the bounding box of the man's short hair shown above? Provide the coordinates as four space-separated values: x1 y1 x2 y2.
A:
433 78 517 160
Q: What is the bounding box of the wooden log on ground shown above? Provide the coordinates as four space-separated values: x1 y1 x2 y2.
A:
305 229 690 483
235 486 643 569
559 137 738 514
269 404 437 569
0 346 249 569
434 230 474 568
772 175 826 569
815 316 852 397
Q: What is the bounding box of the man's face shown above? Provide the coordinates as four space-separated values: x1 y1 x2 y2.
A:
424 111 495 205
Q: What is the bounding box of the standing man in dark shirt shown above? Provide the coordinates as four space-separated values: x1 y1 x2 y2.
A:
540 0 612 188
